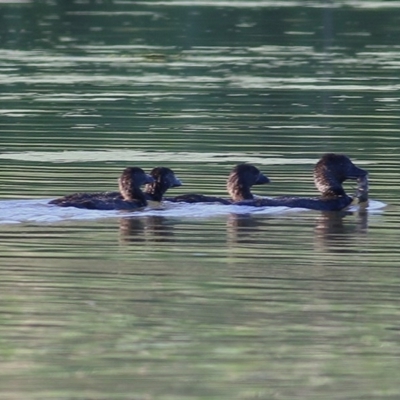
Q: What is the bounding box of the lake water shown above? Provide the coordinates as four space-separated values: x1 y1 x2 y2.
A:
1 1 400 399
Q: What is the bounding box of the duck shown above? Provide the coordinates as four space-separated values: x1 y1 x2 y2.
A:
49 167 154 210
103 166 182 202
227 164 270 201
165 164 270 204
235 153 368 211
144 167 182 202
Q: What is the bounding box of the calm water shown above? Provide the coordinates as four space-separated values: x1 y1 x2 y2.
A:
1 1 400 399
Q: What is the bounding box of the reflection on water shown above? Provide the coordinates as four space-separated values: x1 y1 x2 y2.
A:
314 210 369 252
120 215 176 243
225 208 370 253
0 0 400 399
116 204 375 260
226 212 264 245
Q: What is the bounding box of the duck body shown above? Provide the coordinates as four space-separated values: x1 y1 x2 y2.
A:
165 193 231 204
49 167 154 210
237 194 353 211
165 164 269 204
235 153 367 211
49 191 147 211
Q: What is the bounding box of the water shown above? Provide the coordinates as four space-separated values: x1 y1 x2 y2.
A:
1 1 400 399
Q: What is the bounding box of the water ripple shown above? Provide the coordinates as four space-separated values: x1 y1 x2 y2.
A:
0 150 335 165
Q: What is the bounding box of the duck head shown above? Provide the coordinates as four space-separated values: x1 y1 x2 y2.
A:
119 167 154 201
314 153 367 197
144 167 182 201
227 163 270 201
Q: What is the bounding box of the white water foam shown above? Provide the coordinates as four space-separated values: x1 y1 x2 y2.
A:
0 198 386 225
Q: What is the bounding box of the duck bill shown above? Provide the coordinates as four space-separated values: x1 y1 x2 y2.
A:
255 173 270 185
172 177 182 188
347 165 368 180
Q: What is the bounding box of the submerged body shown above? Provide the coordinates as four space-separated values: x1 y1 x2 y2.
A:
236 153 368 211
165 164 270 204
49 167 154 210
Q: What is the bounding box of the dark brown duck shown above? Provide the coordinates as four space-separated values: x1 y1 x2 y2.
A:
144 167 182 202
49 167 154 210
235 153 368 211
165 164 270 204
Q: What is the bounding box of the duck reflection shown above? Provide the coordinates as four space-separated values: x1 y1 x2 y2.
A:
118 205 369 250
226 213 267 245
119 217 145 242
314 208 369 252
119 215 175 243
226 207 369 252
